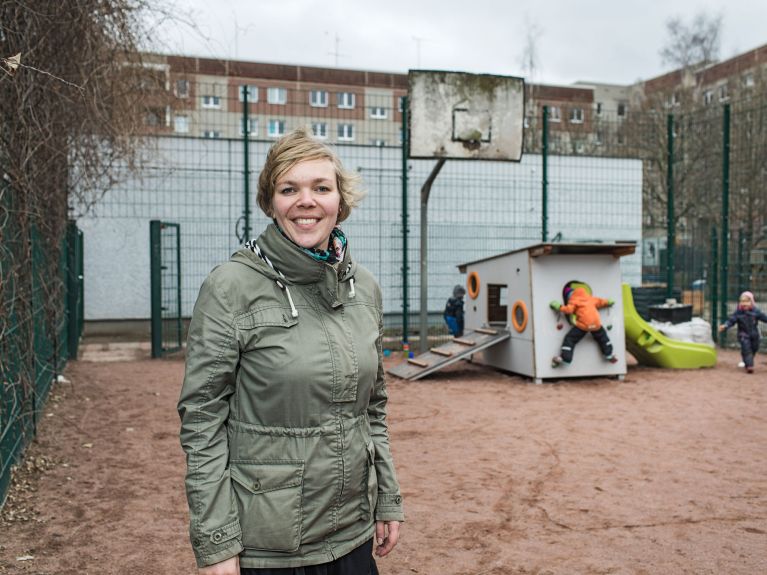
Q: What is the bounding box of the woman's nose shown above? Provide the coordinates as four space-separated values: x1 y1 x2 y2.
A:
296 188 316 206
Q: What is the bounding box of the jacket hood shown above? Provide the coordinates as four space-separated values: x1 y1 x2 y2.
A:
739 290 755 309
570 287 591 301
230 224 358 316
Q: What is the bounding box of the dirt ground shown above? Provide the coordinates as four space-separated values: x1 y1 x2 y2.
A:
1 348 766 575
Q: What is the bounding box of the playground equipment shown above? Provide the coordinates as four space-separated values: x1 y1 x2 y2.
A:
390 243 635 383
622 283 717 368
389 243 717 382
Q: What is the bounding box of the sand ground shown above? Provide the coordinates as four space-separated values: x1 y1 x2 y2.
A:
1 348 765 575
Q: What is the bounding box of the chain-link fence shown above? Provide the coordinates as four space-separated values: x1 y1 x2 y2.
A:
0 180 84 505
74 83 766 348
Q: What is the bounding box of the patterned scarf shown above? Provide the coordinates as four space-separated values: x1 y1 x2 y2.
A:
269 225 348 265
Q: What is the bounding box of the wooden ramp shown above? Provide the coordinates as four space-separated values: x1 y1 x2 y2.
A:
388 328 510 381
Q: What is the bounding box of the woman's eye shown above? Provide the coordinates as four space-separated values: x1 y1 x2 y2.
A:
317 186 331 193
279 187 295 195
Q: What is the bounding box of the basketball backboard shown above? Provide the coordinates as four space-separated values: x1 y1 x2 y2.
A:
408 70 525 161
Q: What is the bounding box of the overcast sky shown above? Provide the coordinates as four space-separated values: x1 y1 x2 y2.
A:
152 0 767 86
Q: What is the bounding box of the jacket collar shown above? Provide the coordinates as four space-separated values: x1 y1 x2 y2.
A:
231 224 357 284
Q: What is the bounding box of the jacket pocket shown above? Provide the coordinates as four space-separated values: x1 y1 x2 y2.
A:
236 307 299 353
230 461 304 552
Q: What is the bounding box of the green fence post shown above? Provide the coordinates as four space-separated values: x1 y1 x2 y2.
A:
66 221 80 360
176 224 183 350
150 220 162 358
401 95 409 345
666 114 675 299
242 85 251 242
719 104 731 346
737 229 745 295
710 226 719 342
542 105 549 242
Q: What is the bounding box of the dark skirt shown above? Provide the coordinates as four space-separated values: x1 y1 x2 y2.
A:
241 539 379 575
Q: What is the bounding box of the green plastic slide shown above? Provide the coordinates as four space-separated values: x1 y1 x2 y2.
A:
622 283 717 369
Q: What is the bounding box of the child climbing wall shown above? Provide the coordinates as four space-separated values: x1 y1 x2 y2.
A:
550 285 618 367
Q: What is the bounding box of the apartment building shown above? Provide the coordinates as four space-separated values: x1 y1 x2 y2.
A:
139 42 767 148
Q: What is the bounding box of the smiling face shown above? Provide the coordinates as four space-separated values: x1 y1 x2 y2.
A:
272 158 341 250
739 295 753 309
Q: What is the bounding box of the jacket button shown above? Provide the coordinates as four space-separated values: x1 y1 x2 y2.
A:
212 531 223 542
253 480 261 490
394 496 402 504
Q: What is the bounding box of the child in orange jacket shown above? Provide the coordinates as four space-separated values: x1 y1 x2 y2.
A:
550 286 617 367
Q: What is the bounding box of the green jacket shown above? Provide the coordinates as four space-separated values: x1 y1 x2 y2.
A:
178 224 404 569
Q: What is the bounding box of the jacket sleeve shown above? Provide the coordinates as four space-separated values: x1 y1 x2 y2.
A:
177 271 243 567
593 297 610 309
723 312 737 329
756 308 767 323
368 284 405 523
559 303 575 315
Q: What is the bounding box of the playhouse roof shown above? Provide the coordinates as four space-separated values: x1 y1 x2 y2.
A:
457 242 636 272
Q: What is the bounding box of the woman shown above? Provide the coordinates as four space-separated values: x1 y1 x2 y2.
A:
178 127 404 574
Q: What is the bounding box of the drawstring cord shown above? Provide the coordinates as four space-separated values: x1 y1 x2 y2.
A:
244 240 356 312
246 241 299 318
343 262 356 298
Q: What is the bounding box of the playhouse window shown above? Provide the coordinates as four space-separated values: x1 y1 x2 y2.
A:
488 284 507 324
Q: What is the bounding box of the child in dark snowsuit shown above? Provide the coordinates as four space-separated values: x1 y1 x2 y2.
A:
444 284 466 337
719 291 767 374
550 286 617 367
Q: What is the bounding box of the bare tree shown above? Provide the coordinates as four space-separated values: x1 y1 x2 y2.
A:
660 11 723 70
0 0 166 490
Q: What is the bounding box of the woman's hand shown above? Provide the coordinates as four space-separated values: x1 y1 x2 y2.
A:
374 520 401 558
198 555 239 575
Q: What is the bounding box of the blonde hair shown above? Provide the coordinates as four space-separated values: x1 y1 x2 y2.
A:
257 127 364 222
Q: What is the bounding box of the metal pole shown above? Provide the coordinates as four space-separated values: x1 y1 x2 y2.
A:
419 158 447 354
401 96 410 345
666 114 675 299
150 220 162 358
719 104 731 346
710 226 719 342
542 106 549 242
737 229 745 295
176 224 182 350
242 85 251 242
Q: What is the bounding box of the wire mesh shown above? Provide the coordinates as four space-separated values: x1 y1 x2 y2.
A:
72 82 767 348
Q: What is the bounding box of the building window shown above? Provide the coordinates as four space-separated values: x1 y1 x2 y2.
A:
239 85 258 102
202 130 221 139
617 102 627 117
337 92 355 109
144 107 165 127
268 119 285 137
310 90 328 107
596 102 602 115
488 284 507 324
370 139 386 147
547 106 561 122
370 106 388 119
311 122 328 139
175 79 189 98
672 92 681 106
569 107 584 123
267 87 287 105
174 115 189 134
337 123 354 141
742 73 754 88
239 118 258 137
718 83 729 101
201 95 221 109
703 90 713 105
397 96 406 112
